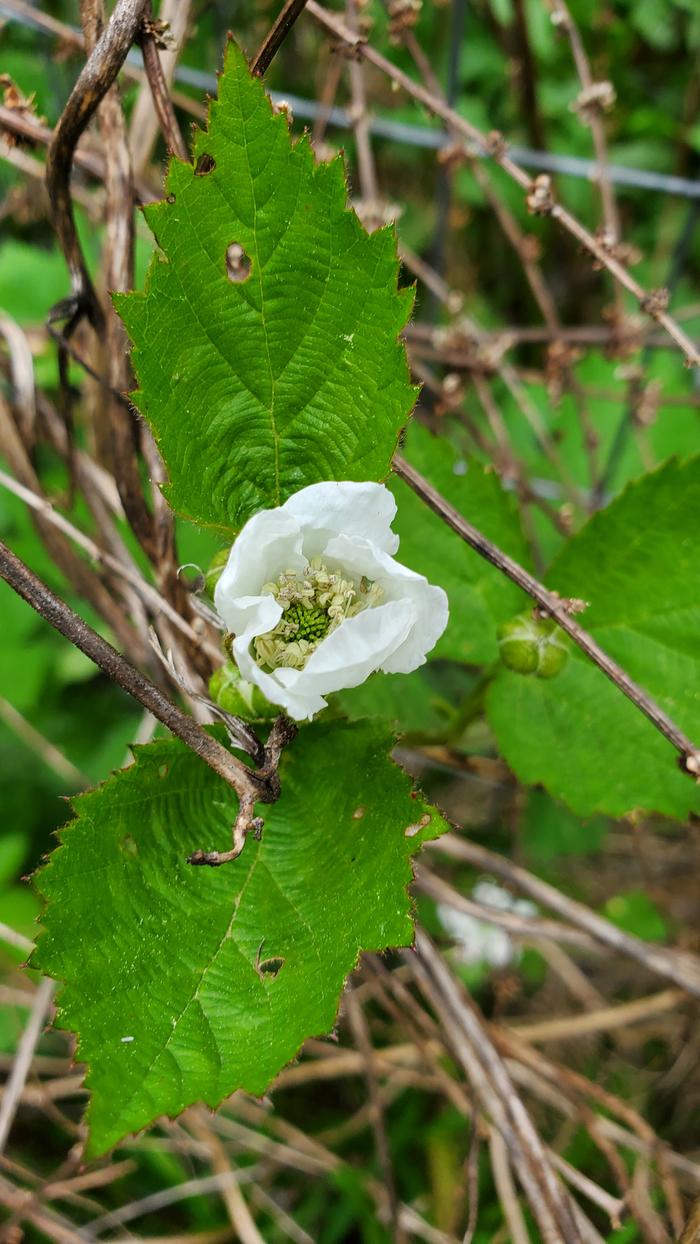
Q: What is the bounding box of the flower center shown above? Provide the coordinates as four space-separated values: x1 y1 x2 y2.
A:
253 558 383 671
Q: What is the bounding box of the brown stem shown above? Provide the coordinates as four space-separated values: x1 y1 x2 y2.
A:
306 0 700 366
79 0 159 567
251 0 310 77
392 453 700 773
0 540 289 846
46 0 148 331
428 834 700 998
411 930 583 1243
139 0 189 160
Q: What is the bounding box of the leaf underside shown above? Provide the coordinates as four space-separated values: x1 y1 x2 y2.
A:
115 41 415 534
33 721 444 1156
487 457 700 819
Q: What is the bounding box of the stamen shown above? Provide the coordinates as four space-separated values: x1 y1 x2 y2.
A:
253 560 383 671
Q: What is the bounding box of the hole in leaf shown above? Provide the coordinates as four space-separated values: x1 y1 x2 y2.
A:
404 814 431 839
258 956 285 978
194 153 216 176
166 193 176 204
119 834 138 856
158 764 169 779
226 242 252 283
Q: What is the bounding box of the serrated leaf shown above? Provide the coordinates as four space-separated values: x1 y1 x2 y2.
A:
33 721 445 1156
115 41 415 533
487 458 700 818
390 423 531 664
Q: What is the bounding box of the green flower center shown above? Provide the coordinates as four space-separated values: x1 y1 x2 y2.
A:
284 602 331 643
253 558 383 672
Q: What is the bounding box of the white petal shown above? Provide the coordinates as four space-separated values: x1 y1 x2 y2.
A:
233 634 327 721
289 601 414 694
218 593 283 644
281 481 399 556
214 508 306 628
320 534 449 673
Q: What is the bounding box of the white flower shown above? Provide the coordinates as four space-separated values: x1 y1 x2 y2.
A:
437 879 537 969
214 481 449 721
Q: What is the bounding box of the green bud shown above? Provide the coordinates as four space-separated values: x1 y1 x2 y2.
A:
205 547 230 597
209 662 278 721
497 612 569 679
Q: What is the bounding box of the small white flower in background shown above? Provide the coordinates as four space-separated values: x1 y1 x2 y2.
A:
214 481 449 722
437 879 537 969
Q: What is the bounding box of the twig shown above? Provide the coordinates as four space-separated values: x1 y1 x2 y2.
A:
0 539 294 855
46 0 148 331
679 1198 700 1244
416 867 599 950
251 0 310 77
392 453 700 775
411 930 583 1243
428 834 700 998
85 1168 261 1235
0 698 88 787
508 988 685 1044
346 988 404 1243
0 924 33 955
188 1111 266 1244
345 0 379 218
79 0 159 566
0 1172 88 1244
129 0 192 171
306 0 700 366
0 466 215 660
139 0 188 159
0 977 55 1154
547 0 619 242
489 1130 530 1244
0 392 144 659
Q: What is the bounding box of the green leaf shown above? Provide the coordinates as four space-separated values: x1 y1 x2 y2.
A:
115 41 415 533
34 722 444 1156
391 423 530 664
520 790 607 866
604 891 668 943
487 459 700 818
334 661 477 736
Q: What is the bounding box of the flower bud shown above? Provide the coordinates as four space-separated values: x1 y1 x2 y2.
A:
497 612 569 679
209 662 278 721
205 548 230 597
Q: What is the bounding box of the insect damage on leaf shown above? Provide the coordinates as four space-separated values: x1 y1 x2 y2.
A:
114 40 416 534
32 721 446 1156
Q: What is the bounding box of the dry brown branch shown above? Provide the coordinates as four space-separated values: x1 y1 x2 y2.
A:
252 0 311 78
410 929 583 1243
188 1111 266 1244
507 987 685 1044
0 698 88 787
307 0 700 366
429 834 700 997
0 978 55 1154
346 987 404 1242
392 455 700 779
46 0 148 330
0 391 145 658
138 0 188 160
0 539 296 856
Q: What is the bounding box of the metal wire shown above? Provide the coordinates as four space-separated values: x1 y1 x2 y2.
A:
3 0 700 200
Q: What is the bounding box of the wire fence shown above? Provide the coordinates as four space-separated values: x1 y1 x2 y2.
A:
3 0 700 201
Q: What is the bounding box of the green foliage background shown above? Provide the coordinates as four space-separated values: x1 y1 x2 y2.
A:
1 0 700 1238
